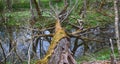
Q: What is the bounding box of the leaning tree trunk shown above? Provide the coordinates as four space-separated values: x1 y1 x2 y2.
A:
48 38 76 64
36 20 76 64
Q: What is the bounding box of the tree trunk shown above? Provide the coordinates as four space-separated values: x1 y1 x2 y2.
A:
38 0 41 7
48 38 76 64
6 0 12 11
83 0 87 18
114 0 120 59
30 0 35 20
33 0 42 18
36 20 76 64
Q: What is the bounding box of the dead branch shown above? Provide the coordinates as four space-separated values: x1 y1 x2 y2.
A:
32 33 104 44
61 0 78 22
96 10 114 18
98 0 106 11
49 1 59 19
28 43 31 64
68 22 81 29
33 0 42 18
58 0 69 16
1 45 16 63
14 48 23 63
30 0 36 26
72 38 83 55
0 40 6 64
109 38 117 64
19 27 55 32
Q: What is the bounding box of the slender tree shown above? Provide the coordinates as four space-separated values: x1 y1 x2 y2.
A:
114 0 120 58
33 0 42 18
6 0 12 11
83 0 87 18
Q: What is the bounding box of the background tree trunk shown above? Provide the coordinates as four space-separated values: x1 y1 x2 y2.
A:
6 0 12 11
114 0 120 58
33 0 42 18
83 0 87 18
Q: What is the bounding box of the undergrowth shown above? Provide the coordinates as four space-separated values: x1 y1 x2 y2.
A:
77 47 119 64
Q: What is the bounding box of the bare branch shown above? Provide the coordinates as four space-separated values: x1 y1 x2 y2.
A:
109 38 117 64
61 0 78 22
49 1 59 20
0 40 6 64
33 0 42 18
1 45 16 63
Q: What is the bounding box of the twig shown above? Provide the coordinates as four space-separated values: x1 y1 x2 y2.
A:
49 1 58 20
19 26 55 32
13 59 17 64
14 49 23 63
68 22 81 29
1 45 16 63
28 43 31 64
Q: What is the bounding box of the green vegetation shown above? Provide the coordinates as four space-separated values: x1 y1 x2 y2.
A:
77 47 119 63
0 0 114 29
0 0 118 64
4 11 30 26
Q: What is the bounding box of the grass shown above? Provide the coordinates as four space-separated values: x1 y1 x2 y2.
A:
4 11 31 26
76 47 119 64
3 9 55 27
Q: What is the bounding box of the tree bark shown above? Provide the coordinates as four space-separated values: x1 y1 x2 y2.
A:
0 40 6 64
6 0 12 11
38 0 41 7
36 20 76 64
114 0 120 59
48 38 76 64
83 0 87 18
33 0 42 18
